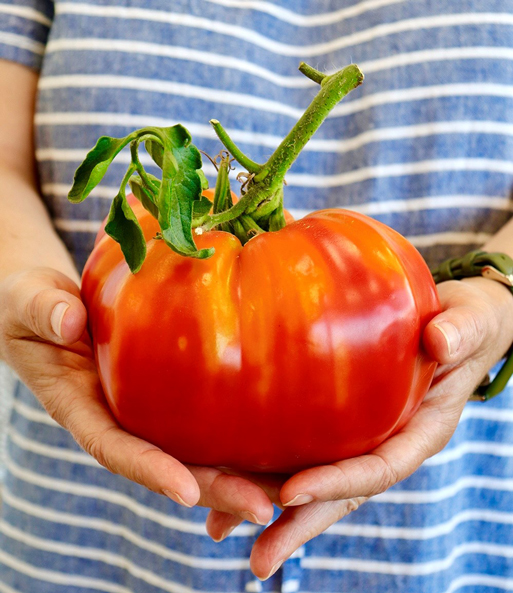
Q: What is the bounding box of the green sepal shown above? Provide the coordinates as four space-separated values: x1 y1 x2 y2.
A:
68 135 133 203
104 180 147 274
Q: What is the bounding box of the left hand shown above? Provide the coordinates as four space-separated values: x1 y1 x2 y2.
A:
205 275 513 580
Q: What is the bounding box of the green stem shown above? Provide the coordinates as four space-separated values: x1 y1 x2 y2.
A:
298 62 326 84
202 63 363 233
210 120 262 174
254 64 363 184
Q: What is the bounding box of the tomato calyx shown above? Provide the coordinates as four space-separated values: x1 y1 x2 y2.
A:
67 62 363 272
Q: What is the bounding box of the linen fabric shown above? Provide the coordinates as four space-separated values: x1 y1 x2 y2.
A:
1 1 513 591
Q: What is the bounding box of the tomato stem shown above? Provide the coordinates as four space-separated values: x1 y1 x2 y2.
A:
201 63 363 240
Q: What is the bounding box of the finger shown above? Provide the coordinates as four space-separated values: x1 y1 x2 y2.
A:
280 365 467 506
187 466 275 526
205 509 244 542
218 469 287 508
1 268 87 346
51 372 201 507
250 498 366 581
423 278 510 366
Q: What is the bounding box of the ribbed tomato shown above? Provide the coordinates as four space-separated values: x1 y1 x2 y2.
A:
82 195 440 473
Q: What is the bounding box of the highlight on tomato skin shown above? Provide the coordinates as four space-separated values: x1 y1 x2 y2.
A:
82 205 440 474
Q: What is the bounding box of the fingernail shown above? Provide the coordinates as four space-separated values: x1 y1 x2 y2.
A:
241 511 267 525
163 490 193 508
434 321 460 357
215 525 236 542
260 561 283 581
283 493 314 507
50 302 70 339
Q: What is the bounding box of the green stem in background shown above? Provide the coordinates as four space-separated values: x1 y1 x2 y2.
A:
202 63 363 235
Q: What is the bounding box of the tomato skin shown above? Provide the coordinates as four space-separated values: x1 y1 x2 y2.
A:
82 199 440 473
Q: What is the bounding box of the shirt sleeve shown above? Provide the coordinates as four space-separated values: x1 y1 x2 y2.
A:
0 0 54 72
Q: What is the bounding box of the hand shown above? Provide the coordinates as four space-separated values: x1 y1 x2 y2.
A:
0 267 276 525
206 276 513 580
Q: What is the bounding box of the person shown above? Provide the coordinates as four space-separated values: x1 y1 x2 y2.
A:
0 1 513 591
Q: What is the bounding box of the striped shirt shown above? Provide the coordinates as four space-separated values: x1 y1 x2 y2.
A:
1 0 513 591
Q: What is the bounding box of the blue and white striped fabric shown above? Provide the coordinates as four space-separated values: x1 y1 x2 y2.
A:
1 1 513 591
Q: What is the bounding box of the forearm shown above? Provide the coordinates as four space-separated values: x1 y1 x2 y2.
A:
483 216 513 257
0 59 78 285
0 168 79 285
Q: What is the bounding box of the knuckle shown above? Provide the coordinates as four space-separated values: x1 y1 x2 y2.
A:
372 454 400 495
79 425 117 473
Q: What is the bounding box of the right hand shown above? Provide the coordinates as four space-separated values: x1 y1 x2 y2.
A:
0 266 279 526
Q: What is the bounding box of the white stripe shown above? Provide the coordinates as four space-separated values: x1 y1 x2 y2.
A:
9 482 512 554
0 579 20 593
327 508 513 540
12 399 60 427
347 195 513 216
54 218 102 233
8 425 99 467
301 541 513 575
43 159 513 195
361 46 513 74
34 81 513 129
333 83 513 118
45 38 312 89
286 159 513 189
37 81 513 124
1 486 253 565
43 182 118 199
35 120 513 158
424 441 513 465
282 579 300 593
461 406 513 423
0 547 131 593
0 31 44 55
45 40 513 89
201 0 407 26
0 520 247 590
36 147 155 166
5 455 208 534
54 5 513 57
373 475 513 504
444 574 513 593
39 75 302 119
5 454 257 536
0 4 52 26
407 232 491 248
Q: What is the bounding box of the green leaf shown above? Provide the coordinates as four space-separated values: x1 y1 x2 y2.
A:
104 185 147 273
68 135 133 203
129 174 160 218
157 125 214 259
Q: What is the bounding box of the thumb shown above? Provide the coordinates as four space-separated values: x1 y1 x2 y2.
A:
423 283 491 366
1 268 87 346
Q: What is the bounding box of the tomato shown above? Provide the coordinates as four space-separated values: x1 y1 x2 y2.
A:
81 193 440 474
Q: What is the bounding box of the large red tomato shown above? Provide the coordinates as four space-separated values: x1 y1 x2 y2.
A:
82 194 440 473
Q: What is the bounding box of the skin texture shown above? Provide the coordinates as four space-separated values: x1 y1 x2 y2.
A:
2 59 513 581
83 199 440 473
